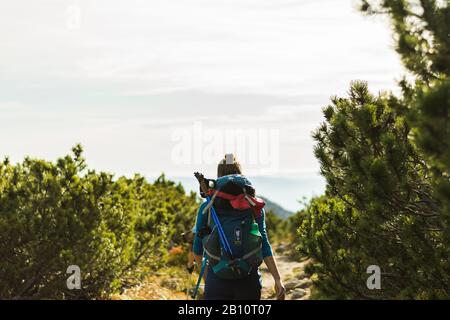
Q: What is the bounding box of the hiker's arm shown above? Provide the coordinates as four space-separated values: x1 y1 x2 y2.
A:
192 202 208 279
193 254 208 280
187 249 195 272
264 256 281 282
258 209 285 300
264 256 285 300
192 202 207 257
194 254 203 267
264 256 281 281
256 209 274 259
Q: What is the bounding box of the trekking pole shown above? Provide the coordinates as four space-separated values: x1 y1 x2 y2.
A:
208 199 234 257
192 253 207 300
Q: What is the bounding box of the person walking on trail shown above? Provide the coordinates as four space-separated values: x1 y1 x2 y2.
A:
192 154 286 300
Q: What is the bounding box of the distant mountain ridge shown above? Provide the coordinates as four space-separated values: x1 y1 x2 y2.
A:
259 196 294 220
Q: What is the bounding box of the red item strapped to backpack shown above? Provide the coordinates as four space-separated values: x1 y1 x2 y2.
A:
207 190 265 219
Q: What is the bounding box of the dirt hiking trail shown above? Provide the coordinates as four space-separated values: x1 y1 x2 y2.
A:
116 245 312 300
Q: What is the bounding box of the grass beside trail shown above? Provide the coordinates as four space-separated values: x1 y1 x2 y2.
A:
113 266 196 300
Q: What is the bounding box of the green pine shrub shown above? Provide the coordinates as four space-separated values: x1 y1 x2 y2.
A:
297 0 449 299
0 145 198 299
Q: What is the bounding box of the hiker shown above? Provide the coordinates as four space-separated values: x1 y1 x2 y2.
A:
192 155 286 300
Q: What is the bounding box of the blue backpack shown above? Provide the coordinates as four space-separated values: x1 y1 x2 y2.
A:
200 175 263 279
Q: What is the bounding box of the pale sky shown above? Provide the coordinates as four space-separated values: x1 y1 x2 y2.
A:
0 0 404 184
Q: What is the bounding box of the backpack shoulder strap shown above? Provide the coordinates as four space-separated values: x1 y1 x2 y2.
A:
202 190 219 215
207 208 212 227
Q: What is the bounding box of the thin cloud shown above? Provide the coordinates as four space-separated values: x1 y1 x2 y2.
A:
0 0 404 183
